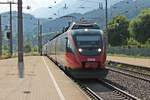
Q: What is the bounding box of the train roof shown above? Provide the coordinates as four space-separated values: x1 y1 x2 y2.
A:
71 29 103 35
69 21 100 30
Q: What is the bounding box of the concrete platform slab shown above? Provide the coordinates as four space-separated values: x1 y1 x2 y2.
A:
107 56 150 68
0 56 89 100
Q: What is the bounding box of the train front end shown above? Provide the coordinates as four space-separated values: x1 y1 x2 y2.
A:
66 29 108 79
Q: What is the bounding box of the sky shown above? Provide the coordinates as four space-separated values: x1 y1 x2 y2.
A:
0 0 63 13
0 0 124 18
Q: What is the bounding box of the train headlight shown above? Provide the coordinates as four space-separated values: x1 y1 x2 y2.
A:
98 48 102 52
78 48 83 52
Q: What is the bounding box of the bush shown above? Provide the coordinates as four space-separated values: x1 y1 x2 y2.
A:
144 38 150 48
32 46 38 52
127 38 141 47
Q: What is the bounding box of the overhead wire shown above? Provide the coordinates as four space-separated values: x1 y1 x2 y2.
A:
70 0 91 13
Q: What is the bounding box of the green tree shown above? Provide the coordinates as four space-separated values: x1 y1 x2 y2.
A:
107 16 129 46
127 38 141 48
129 8 150 43
24 43 32 53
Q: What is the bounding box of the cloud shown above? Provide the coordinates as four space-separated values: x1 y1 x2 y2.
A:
0 0 63 13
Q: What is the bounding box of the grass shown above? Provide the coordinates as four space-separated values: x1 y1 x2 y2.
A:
0 52 40 60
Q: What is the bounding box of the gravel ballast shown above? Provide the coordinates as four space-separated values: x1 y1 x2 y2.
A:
106 71 150 100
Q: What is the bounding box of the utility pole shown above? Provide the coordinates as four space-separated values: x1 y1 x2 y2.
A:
0 15 2 58
18 0 24 78
37 20 42 56
9 2 13 57
39 25 42 56
105 0 108 30
0 1 16 57
105 0 108 47
37 20 40 55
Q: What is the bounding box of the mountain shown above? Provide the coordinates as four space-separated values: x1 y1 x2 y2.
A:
0 11 50 37
1 0 150 50
109 0 150 19
0 11 51 50
1 0 150 37
42 13 83 33
42 0 150 32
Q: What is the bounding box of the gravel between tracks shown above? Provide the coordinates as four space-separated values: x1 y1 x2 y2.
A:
106 71 150 100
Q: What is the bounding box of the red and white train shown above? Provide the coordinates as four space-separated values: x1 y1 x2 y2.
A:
43 22 108 79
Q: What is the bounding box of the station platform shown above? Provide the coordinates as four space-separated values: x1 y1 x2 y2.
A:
107 55 150 68
0 56 89 100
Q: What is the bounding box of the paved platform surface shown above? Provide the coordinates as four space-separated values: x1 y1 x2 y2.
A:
107 56 150 68
0 56 89 100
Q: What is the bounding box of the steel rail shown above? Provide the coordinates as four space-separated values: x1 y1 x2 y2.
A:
79 79 140 100
108 65 150 77
107 61 150 71
107 67 150 82
77 81 103 100
98 79 140 100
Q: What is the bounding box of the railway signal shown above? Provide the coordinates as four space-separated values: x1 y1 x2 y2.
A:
6 32 11 39
0 1 17 57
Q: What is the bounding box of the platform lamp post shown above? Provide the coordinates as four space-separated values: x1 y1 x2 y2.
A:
18 0 24 78
17 0 31 78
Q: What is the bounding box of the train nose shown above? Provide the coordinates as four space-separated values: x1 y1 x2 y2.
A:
82 61 99 69
78 55 103 69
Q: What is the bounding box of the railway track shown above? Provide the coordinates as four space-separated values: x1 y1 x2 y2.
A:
77 79 139 100
107 61 150 82
47 56 146 99
107 61 150 75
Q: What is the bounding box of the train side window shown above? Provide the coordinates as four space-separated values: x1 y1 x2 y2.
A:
66 37 72 52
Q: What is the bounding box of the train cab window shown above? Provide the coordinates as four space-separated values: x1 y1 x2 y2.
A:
76 35 102 48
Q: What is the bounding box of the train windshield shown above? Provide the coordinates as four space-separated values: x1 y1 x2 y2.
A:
73 33 103 56
76 35 101 48
72 24 100 29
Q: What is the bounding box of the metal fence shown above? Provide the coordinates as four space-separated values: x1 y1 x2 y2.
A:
108 47 150 57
